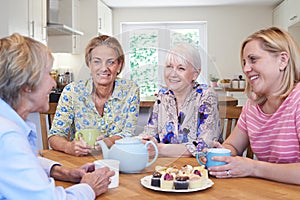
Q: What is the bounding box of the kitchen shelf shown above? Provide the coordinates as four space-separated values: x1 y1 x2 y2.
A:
213 87 245 92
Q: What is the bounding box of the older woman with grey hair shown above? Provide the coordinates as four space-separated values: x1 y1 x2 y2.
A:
141 43 222 157
0 33 114 199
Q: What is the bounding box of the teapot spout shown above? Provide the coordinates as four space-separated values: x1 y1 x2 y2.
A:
97 140 109 159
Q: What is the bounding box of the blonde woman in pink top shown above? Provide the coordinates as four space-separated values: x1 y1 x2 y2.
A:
208 27 300 185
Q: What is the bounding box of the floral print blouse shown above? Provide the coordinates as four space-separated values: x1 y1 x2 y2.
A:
49 77 140 140
141 83 222 156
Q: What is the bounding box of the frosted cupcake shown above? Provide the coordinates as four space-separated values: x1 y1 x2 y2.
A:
160 173 175 189
174 176 189 190
189 167 208 189
151 171 162 187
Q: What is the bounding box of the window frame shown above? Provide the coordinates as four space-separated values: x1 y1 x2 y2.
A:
120 21 208 96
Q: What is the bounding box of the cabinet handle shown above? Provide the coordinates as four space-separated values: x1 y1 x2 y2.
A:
99 18 102 30
73 35 76 49
42 27 47 42
30 21 35 38
290 15 297 21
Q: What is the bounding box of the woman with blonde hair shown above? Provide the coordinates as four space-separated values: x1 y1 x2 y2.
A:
209 27 300 185
49 35 140 156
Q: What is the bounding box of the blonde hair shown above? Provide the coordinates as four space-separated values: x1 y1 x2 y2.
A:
85 35 125 75
0 33 53 109
241 27 300 104
165 43 201 72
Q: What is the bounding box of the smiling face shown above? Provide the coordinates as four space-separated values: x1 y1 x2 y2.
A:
88 45 121 87
164 58 199 93
242 39 288 97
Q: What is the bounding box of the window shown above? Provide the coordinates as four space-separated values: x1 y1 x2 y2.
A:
120 22 207 97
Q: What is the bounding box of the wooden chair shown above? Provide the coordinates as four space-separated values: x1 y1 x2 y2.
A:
219 105 254 159
39 102 57 149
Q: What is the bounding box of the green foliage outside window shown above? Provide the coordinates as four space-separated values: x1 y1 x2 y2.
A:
129 29 200 97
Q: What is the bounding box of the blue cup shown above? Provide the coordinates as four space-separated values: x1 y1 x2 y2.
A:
196 148 231 168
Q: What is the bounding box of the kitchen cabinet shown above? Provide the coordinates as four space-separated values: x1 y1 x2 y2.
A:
0 0 47 44
47 0 82 54
98 0 112 35
273 0 300 29
273 0 289 30
80 0 112 48
286 0 300 27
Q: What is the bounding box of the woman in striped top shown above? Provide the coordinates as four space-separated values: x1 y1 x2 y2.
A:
208 27 300 185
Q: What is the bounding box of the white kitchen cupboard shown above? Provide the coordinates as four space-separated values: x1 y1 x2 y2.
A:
273 0 289 30
98 0 112 35
0 0 47 44
286 0 300 27
80 0 112 43
273 0 300 29
47 0 82 54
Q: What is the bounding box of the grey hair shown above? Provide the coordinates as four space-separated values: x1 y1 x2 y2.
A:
0 33 53 109
165 43 202 72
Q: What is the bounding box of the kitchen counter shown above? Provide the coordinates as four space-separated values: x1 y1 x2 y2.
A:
140 95 238 107
50 92 156 108
50 93 238 107
213 87 245 92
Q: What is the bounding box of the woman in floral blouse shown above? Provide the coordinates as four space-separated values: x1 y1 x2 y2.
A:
141 43 222 157
49 35 140 156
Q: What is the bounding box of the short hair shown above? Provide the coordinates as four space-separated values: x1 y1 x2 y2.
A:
165 43 202 72
0 33 54 109
85 35 125 75
240 27 300 103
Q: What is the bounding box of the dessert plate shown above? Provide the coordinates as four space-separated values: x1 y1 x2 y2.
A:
140 175 214 193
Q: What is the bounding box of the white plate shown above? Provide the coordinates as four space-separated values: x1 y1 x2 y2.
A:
140 175 214 193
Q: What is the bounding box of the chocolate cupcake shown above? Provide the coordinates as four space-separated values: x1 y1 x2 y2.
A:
151 171 162 187
174 176 189 190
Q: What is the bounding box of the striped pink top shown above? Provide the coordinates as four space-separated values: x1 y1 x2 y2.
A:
238 83 300 163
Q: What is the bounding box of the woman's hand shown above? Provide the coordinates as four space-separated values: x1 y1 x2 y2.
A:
208 155 255 178
68 163 96 182
65 137 92 156
81 167 115 197
50 162 95 183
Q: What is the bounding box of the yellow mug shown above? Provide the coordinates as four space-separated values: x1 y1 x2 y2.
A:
75 129 100 148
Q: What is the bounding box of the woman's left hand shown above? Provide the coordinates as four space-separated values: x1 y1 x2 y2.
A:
208 155 255 178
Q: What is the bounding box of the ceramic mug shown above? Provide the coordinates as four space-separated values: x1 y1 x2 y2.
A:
94 159 120 188
75 129 100 148
196 148 231 168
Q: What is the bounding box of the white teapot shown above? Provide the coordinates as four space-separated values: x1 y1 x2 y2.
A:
97 137 158 173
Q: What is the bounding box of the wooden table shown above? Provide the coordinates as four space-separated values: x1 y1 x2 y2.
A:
40 150 299 200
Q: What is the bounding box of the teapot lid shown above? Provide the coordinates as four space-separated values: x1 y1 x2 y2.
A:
115 137 141 145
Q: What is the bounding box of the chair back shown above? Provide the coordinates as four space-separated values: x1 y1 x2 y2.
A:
219 105 253 159
39 103 57 149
